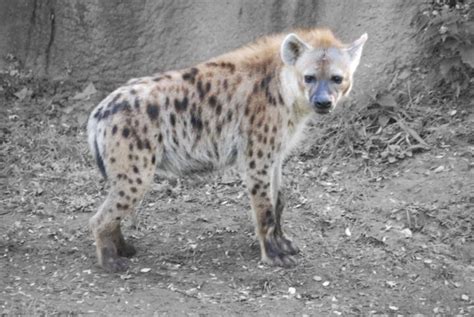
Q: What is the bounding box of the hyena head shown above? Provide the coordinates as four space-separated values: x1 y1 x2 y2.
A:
281 31 367 114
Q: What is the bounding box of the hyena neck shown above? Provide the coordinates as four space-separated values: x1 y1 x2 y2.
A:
279 66 313 130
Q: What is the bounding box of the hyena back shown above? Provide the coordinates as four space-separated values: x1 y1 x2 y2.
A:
87 28 367 272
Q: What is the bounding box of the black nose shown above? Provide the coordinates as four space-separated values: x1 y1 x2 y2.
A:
315 101 332 109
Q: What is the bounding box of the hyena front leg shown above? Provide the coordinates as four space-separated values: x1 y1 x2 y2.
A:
245 158 299 267
271 162 299 255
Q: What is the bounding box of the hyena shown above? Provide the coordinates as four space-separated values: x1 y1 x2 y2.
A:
87 28 367 272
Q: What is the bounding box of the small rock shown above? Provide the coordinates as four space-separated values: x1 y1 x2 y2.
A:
140 268 151 273
14 87 32 100
322 281 330 287
433 165 445 173
345 227 351 237
288 287 296 295
461 294 469 301
313 275 322 281
401 228 413 238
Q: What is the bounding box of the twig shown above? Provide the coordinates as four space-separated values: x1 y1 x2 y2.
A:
396 116 430 148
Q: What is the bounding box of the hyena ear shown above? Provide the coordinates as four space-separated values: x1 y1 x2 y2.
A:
346 33 368 72
281 34 311 66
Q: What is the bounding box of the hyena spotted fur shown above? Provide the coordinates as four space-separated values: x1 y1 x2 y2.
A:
87 28 367 272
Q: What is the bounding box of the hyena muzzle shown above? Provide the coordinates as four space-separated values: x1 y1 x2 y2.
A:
87 28 367 272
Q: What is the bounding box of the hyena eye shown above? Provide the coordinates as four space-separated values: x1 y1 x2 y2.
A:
304 75 317 84
331 75 343 84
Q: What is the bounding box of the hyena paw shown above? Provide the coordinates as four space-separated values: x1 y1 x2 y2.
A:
117 241 137 258
101 247 130 272
262 233 300 267
275 234 300 255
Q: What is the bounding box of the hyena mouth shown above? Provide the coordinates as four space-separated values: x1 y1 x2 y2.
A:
314 107 332 115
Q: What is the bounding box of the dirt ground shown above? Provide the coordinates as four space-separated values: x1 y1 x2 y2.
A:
1 63 473 316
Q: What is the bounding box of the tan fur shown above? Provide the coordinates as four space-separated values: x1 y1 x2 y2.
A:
87 28 367 272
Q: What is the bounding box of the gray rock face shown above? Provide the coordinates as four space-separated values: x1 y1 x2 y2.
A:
0 0 418 93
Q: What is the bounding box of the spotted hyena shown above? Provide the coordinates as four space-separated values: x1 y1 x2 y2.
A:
87 28 367 272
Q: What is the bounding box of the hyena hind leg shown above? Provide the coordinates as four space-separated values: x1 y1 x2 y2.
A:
90 171 153 272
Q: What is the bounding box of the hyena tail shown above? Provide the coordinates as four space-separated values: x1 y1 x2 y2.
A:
93 138 107 178
87 113 107 179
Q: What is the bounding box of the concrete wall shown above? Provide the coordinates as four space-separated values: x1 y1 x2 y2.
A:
0 0 419 94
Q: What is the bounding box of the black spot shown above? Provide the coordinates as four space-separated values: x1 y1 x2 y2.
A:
147 103 159 120
134 98 140 109
130 187 137 193
144 139 151 150
130 89 137 95
250 115 255 125
133 165 139 173
93 107 103 119
227 110 233 122
119 191 125 197
251 184 260 195
122 128 130 138
223 79 228 90
190 113 203 131
257 150 263 158
197 80 205 100
260 75 272 90
263 209 275 228
102 110 110 120
111 100 131 114
260 192 267 197
129 144 134 151
213 141 219 159
110 157 116 163
143 125 148 134
151 155 156 165
278 92 284 105
153 77 162 82
170 113 176 126
111 94 122 104
216 104 222 115
253 82 259 94
182 67 199 84
174 97 188 112
244 106 250 117
208 96 217 108
158 133 163 143
136 139 144 150
249 161 256 169
173 136 179 145
136 178 142 184
112 125 118 135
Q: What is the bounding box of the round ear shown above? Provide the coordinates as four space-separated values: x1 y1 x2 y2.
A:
345 33 368 72
280 34 311 66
